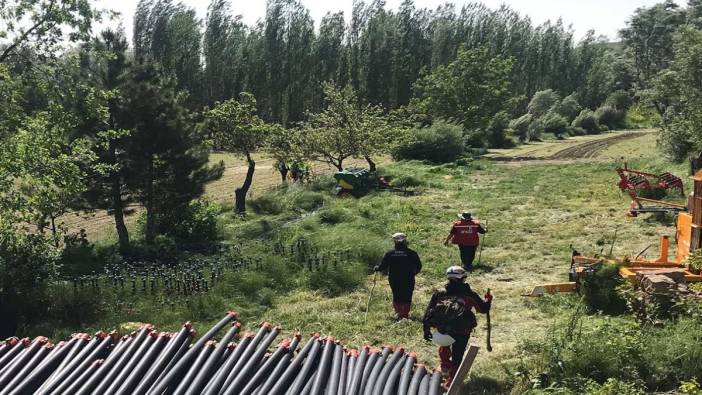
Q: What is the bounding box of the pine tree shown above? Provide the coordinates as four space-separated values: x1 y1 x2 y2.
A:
118 62 223 243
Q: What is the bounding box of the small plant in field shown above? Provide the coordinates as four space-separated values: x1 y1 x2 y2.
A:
680 379 702 395
687 249 702 274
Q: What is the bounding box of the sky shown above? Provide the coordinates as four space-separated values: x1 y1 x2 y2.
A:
95 0 667 42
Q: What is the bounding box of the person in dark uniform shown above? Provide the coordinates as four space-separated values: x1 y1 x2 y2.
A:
374 232 422 320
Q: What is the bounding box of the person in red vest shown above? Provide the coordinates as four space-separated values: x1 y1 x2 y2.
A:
444 212 486 272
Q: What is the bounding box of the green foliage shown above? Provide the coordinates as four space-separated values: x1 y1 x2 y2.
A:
151 199 220 244
553 94 583 122
318 207 351 225
291 190 325 211
486 111 514 148
528 89 561 118
620 1 687 87
656 27 702 162
249 194 284 215
605 90 633 111
542 111 570 138
572 109 600 134
206 93 270 157
392 122 465 163
306 261 365 296
302 83 398 170
510 113 534 142
580 264 627 314
0 0 96 64
595 106 626 130
625 104 661 128
414 47 514 132
0 227 60 336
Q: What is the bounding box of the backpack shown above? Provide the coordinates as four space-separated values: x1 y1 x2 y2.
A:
426 292 477 334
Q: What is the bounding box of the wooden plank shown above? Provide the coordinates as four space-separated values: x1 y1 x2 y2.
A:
446 345 480 395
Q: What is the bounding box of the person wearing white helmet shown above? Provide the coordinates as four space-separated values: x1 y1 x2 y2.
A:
423 266 492 387
374 232 422 320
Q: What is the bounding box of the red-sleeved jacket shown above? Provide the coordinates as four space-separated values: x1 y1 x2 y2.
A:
423 281 490 336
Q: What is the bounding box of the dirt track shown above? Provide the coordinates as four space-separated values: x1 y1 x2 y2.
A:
491 131 652 162
547 132 646 159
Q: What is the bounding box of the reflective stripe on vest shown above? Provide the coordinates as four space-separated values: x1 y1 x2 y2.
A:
451 221 480 246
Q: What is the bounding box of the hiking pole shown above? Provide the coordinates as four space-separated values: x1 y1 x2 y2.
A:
364 271 378 325
486 289 493 352
477 219 488 265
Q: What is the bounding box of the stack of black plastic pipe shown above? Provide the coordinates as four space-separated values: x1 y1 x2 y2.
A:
0 312 444 395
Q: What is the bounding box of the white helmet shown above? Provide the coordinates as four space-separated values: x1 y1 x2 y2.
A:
446 266 467 280
391 232 407 243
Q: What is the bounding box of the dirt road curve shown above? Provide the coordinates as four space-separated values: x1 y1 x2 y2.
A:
546 132 646 159
492 132 652 162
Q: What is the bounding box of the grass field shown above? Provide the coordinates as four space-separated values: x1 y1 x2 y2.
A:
37 130 695 393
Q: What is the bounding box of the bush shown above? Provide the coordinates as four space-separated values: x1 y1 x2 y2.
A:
318 207 351 224
572 109 600 134
486 111 514 148
542 111 569 138
626 103 661 128
392 122 465 163
143 199 220 245
605 90 633 111
249 194 284 215
595 105 626 130
391 175 425 188
553 94 582 122
0 229 60 337
291 190 325 211
510 113 533 142
528 117 545 141
528 89 560 117
580 264 627 314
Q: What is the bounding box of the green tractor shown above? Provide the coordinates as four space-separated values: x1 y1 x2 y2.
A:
333 168 415 198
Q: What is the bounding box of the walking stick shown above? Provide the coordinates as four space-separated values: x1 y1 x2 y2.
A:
364 271 378 325
477 219 488 265
486 288 493 352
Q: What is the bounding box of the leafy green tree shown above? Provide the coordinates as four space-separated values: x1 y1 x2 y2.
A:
74 29 133 251
541 111 569 138
266 126 305 183
620 1 686 87
528 89 560 118
0 0 96 64
119 62 222 242
204 0 246 105
133 0 204 108
302 83 396 171
553 94 582 122
656 27 702 161
509 113 533 142
572 109 600 134
413 47 513 134
204 93 270 213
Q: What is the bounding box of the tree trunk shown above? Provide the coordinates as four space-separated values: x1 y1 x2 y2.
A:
51 215 59 248
235 153 255 214
145 157 156 244
111 178 130 251
365 156 376 172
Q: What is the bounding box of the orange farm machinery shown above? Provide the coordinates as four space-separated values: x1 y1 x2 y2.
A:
530 171 702 296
